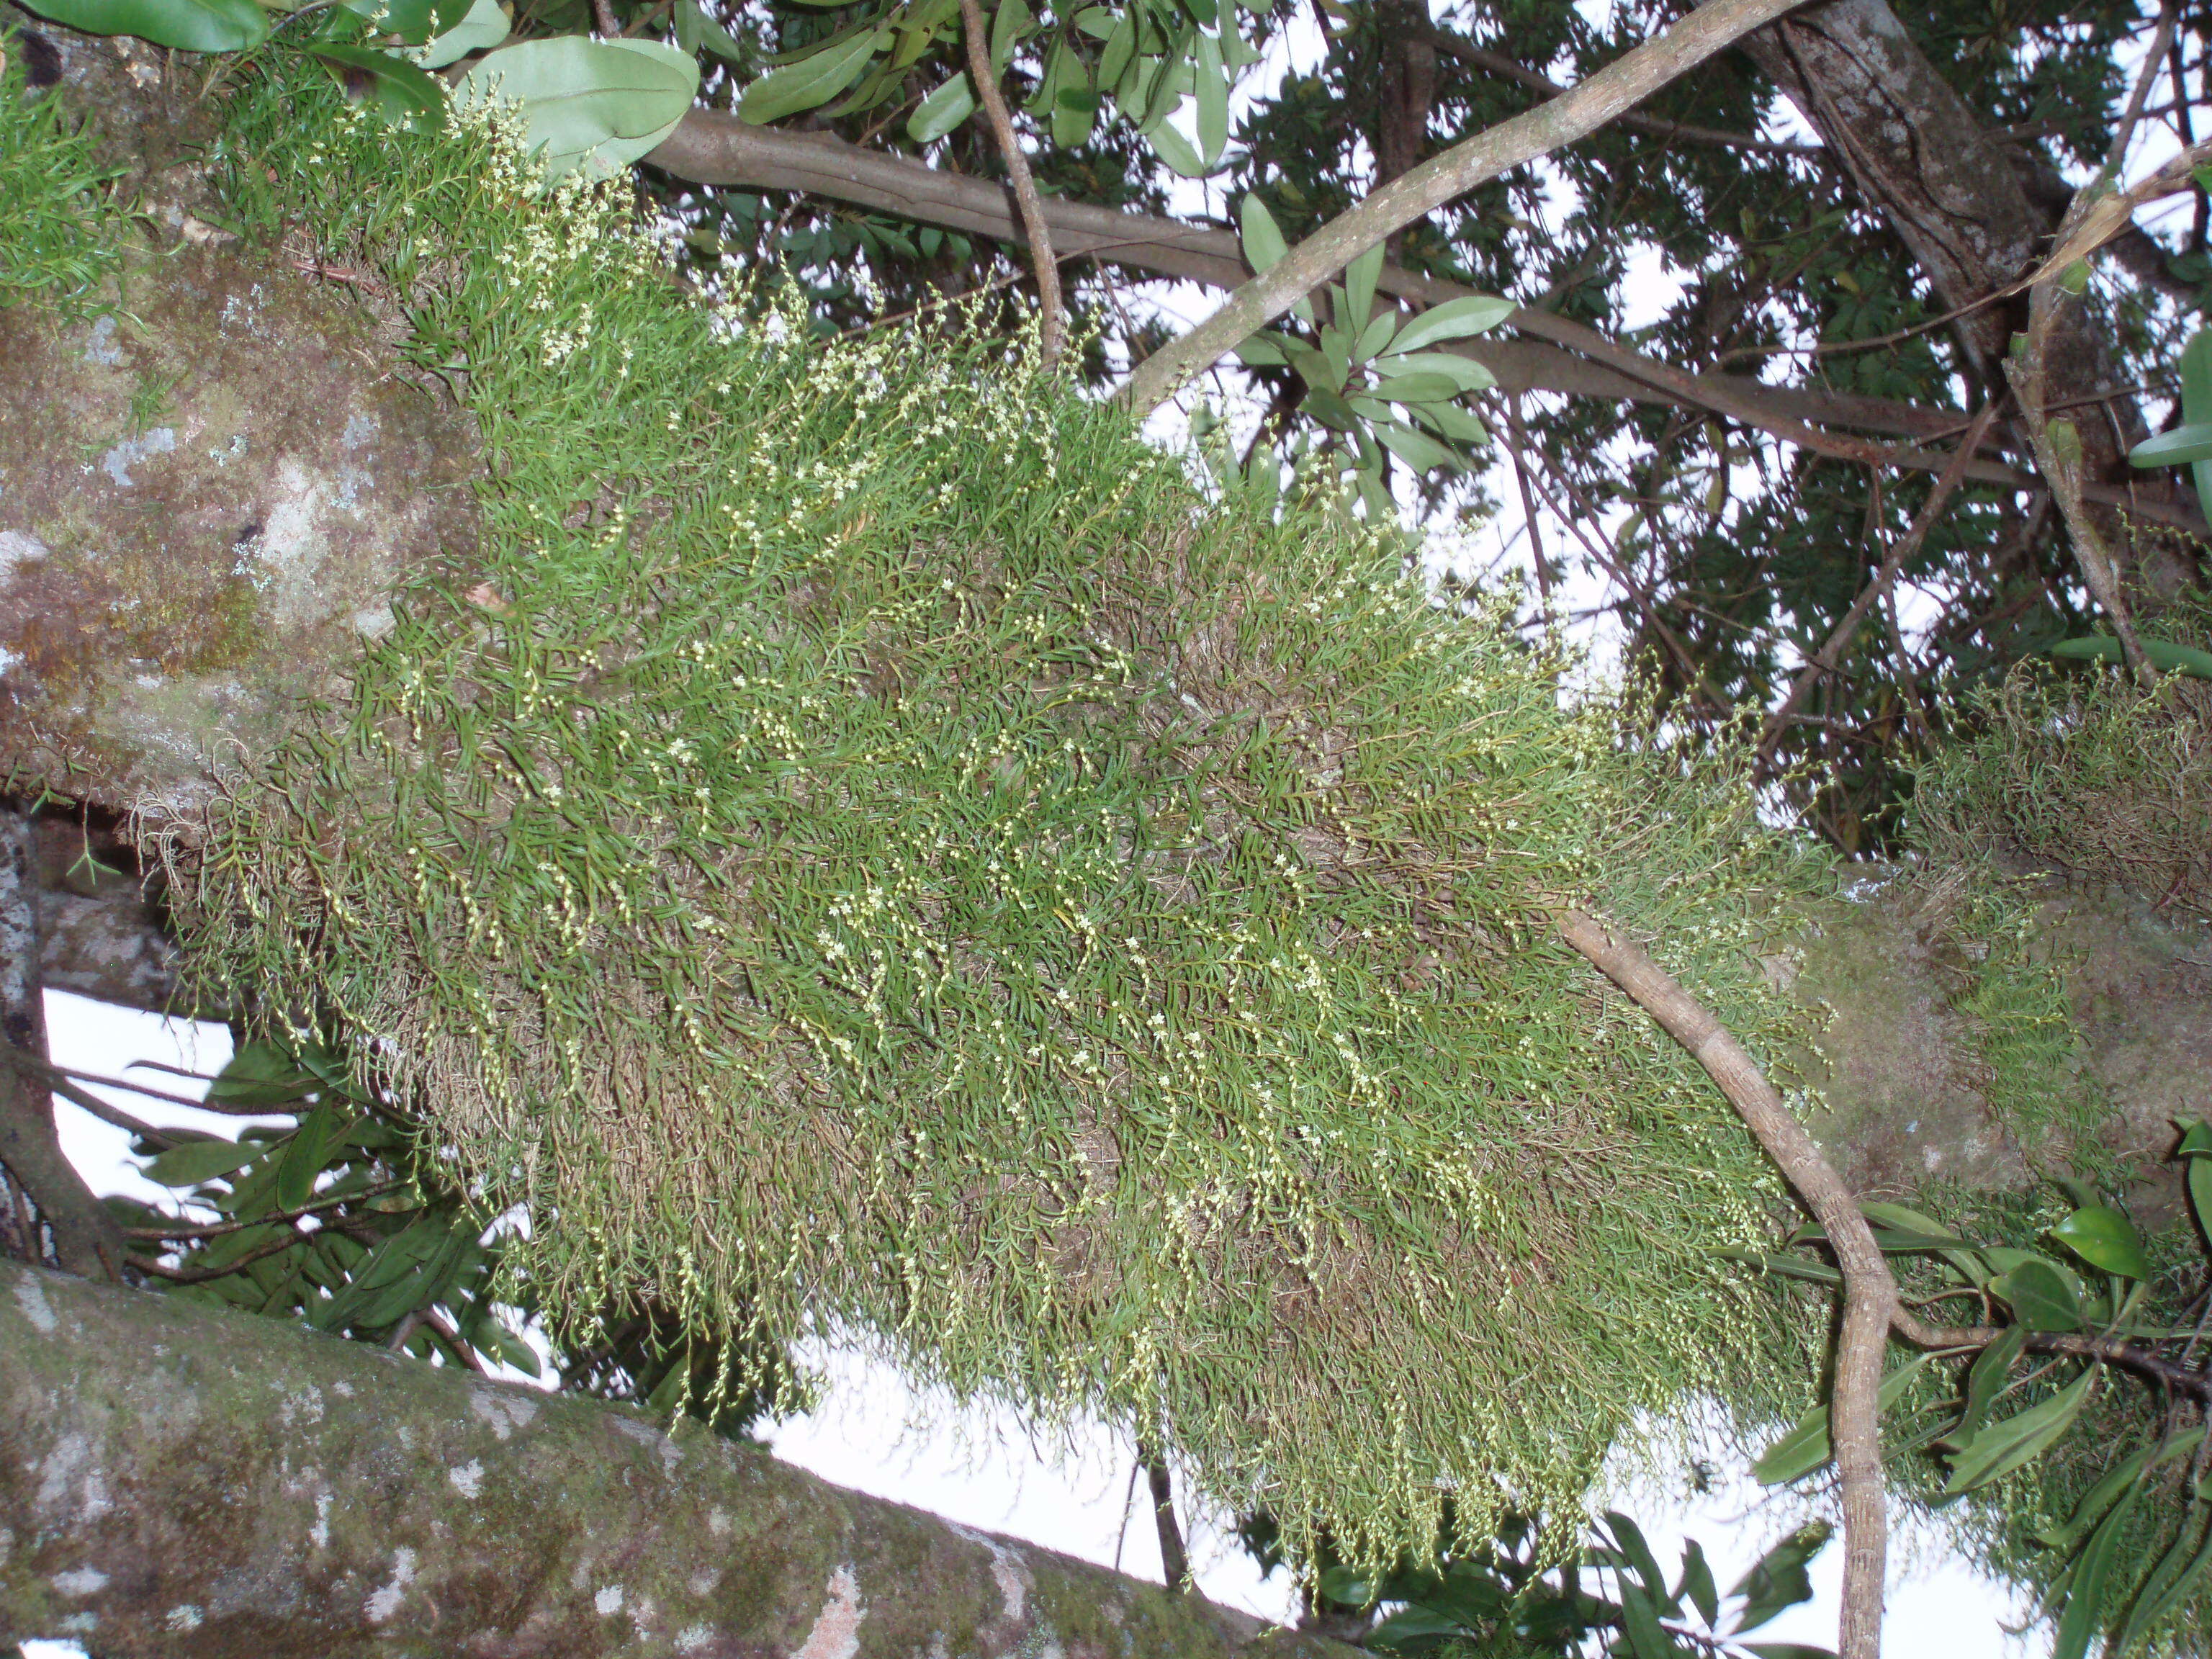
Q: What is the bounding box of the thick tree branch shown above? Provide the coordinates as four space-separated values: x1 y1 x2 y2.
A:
1116 0 1812 415
1553 909 1896 1659
1894 1308 2212 1403
0 810 127 1280
643 117 2211 536
0 1261 1352 1659
957 0 1063 370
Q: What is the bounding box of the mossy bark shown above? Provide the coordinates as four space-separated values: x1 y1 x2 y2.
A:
0 1261 1347 1659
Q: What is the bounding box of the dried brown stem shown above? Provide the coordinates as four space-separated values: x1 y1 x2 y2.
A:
957 0 1064 372
1553 908 1895 1659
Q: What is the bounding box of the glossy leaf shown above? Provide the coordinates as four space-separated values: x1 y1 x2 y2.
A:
2192 1155 2212 1247
1340 240 1384 338
735 27 878 125
1408 399 1489 447
1617 1580 1681 1659
1753 1357 1934 1485
2181 326 2212 523
2177 1120 2212 1157
989 0 1029 73
1676 1539 1718 1629
463 37 701 177
2051 1475 2144 1659
1602 1512 1678 1613
1379 349 1493 394
1350 308 1398 362
1300 388 1359 433
1858 1200 1962 1243
1315 1565 1372 1606
1053 84 1100 148
16 0 268 50
1148 117 1208 178
207 1040 320 1110
2036 1430 2198 1553
1368 370 1462 405
670 0 744 67
1940 1323 2026 1453
274 1104 344 1213
2048 1204 2152 1281
908 71 975 141
1192 27 1227 166
418 0 510 67
1233 333 1287 368
1943 1367 2096 1497
143 1136 262 1188
1238 191 1288 272
1992 1258 2084 1331
308 43 449 131
1732 1522 1830 1633
1382 294 1514 355
2126 421 2212 467
1373 418 1458 474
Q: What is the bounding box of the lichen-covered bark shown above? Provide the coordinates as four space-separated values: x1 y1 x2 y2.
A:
0 1262 1348 1659
0 246 480 818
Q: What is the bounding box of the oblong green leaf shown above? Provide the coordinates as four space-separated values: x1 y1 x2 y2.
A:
336 0 462 46
1408 399 1489 447
2127 421 2212 468
1148 117 1208 178
2052 1475 2144 1659
1372 419 1459 474
17 0 268 50
2176 1120 2212 1158
1992 1258 2084 1331
463 37 701 178
1754 1358 1935 1485
1731 1522 1831 1633
143 1136 263 1189
908 71 976 142
2049 1204 2152 1281
1382 295 1514 355
1238 191 1287 272
417 0 510 68
1380 349 1494 394
308 43 449 131
734 27 878 125
1368 370 1463 405
1341 240 1383 343
1192 27 1227 166
1944 1367 2097 1497
2047 633 2212 679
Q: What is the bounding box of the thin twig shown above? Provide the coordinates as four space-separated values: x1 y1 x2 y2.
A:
957 0 1064 372
1137 1439 1191 1593
1755 398 2002 767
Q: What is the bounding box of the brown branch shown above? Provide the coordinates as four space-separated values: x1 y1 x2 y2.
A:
1894 1310 2212 1403
956 0 1063 372
1419 24 1823 156
640 114 2211 534
1553 909 1895 1659
1118 0 1815 415
1755 397 2002 766
0 809 127 1280
1138 1440 1191 1593
125 1181 409 1241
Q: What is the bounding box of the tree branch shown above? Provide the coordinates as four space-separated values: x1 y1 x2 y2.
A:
0 1261 1348 1659
1116 0 1813 415
956 0 1063 371
1553 909 1894 1659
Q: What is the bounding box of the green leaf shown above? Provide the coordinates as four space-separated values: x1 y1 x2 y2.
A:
1148 118 1208 178
1098 4 1137 89
1192 27 1227 166
1731 1522 1831 1633
1753 1357 1935 1485
1367 1604 1470 1644
1053 83 1100 148
2115 1503 2212 1650
1238 190 1287 272
2048 1204 2152 1281
462 37 701 177
143 1136 262 1188
274 1104 346 1213
1992 1258 2084 1331
1071 6 1114 37
989 0 1030 72
2047 633 2212 680
1408 400 1489 447
417 0 509 66
670 0 743 66
207 1041 320 1110
1676 1540 1718 1629
1714 1245 1843 1286
1279 336 1342 395
2177 1121 2212 1158
1858 1200 1962 1243
2036 1431 2199 1553
734 27 878 125
307 43 449 131
16 0 268 50
1940 1323 2026 1453
1601 1513 1678 1614
1316 1565 1373 1606
1350 308 1398 363
336 0 462 45
1943 1367 2097 1497
1377 349 1493 394
2126 421 2212 468
908 72 976 142
1233 333 1287 369
1616 1579 1681 1659
2051 1475 2144 1659
1368 371 1463 405
1300 388 1359 433
2180 327 2212 524
1381 295 1514 355
2192 1155 2212 1246
1372 419 1459 474
1341 241 1382 339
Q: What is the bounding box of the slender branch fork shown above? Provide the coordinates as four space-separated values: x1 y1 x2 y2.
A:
957 0 1064 372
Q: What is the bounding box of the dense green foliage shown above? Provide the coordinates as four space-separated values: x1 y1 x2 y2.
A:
145 63 1859 1573
0 51 119 315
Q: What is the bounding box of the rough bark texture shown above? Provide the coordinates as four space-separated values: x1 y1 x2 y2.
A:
0 1261 1349 1659
1729 0 2195 598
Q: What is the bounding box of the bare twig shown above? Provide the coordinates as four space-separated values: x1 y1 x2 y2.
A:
1553 909 1896 1659
1118 0 1813 415
1755 398 2002 765
957 0 1064 372
1137 1439 1191 1593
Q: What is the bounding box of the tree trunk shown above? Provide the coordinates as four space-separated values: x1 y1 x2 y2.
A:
0 1260 1346 1659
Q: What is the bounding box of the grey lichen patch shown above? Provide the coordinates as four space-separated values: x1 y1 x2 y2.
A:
0 243 480 816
